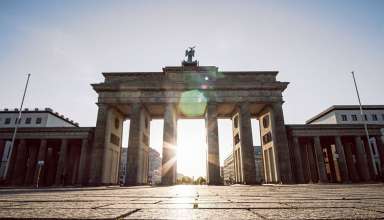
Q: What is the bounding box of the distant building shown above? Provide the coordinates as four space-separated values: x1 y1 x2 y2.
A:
223 154 234 184
148 148 161 184
254 146 264 183
119 148 128 184
0 108 79 128
306 105 384 125
223 146 264 184
119 147 161 185
220 166 224 179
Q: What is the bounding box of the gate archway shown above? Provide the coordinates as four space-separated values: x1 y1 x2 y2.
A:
88 64 292 185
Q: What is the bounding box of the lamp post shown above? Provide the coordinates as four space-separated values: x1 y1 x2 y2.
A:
0 74 31 180
351 71 376 176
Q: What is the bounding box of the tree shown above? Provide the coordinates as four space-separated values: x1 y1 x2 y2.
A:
194 176 206 185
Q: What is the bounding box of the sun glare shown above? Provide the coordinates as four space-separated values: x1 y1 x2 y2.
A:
177 119 207 178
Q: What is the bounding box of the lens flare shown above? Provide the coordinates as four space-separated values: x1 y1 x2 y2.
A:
178 90 207 117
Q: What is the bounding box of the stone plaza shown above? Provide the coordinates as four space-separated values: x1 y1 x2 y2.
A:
0 184 384 219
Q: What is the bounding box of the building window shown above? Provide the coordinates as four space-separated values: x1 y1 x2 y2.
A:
341 114 347 121
5 118 11 124
110 133 120 146
351 114 358 121
262 132 272 145
114 118 119 129
15 118 21 124
142 133 149 146
234 134 240 145
145 117 149 129
233 115 239 129
371 143 376 155
372 114 378 121
36 117 42 124
262 115 270 129
25 117 31 124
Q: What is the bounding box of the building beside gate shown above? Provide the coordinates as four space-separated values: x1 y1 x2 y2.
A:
0 127 93 186
285 105 384 184
0 108 78 128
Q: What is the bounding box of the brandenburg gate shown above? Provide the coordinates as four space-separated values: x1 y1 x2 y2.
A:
88 48 293 185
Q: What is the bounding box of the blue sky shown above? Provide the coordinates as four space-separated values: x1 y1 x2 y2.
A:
1 0 383 177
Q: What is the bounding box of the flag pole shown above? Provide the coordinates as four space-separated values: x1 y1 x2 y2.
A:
351 71 376 176
1 73 31 180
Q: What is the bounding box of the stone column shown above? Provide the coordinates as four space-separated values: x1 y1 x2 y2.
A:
334 136 349 183
161 103 177 185
362 137 376 179
0 139 5 162
125 103 141 185
89 104 109 185
77 138 88 185
33 139 47 185
306 143 317 183
238 102 257 184
293 137 304 183
206 103 220 185
375 136 384 181
354 136 370 182
344 142 359 182
313 136 328 183
271 103 293 183
12 139 27 185
55 139 68 185
24 145 38 185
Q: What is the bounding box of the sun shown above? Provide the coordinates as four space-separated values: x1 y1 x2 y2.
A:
177 119 207 178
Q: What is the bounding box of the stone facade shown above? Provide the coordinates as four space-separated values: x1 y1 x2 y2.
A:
286 124 384 183
90 65 292 185
0 127 93 186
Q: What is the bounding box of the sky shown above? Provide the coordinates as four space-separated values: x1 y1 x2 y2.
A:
1 0 383 177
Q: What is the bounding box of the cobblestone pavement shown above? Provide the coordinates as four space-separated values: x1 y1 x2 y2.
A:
0 184 384 219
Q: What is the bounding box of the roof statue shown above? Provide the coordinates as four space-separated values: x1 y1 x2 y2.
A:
182 46 198 66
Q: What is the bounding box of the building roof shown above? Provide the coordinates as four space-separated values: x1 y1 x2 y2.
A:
0 127 93 139
0 107 79 127
305 105 384 124
286 123 383 137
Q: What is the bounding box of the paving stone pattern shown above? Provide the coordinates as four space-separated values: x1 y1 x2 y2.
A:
0 184 383 219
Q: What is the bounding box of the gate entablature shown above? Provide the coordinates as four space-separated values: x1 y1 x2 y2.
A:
91 66 288 117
